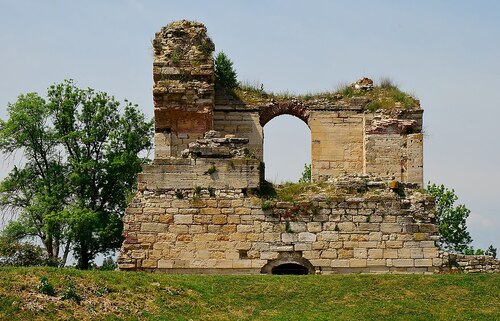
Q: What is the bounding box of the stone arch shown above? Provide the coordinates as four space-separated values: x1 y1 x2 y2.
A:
260 252 315 275
259 102 310 127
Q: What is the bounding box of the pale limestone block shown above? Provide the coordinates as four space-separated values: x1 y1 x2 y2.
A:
131 251 146 259
338 249 354 259
174 214 193 224
252 242 270 251
317 231 339 241
367 259 385 266
237 225 254 233
398 248 412 259
302 250 320 260
288 222 306 232
298 232 317 242
307 222 322 232
329 241 344 249
392 259 414 267
414 259 432 267
419 241 436 248
338 222 356 232
321 250 337 259
380 223 402 233
282 233 298 243
143 208 166 215
214 260 233 268
207 225 221 233
195 250 210 259
171 200 190 209
383 249 398 259
354 248 368 259
235 207 252 215
270 245 294 252
331 260 350 268
323 222 337 230
212 215 227 225
141 223 168 233
260 252 279 260
251 259 268 268
357 223 380 232
219 225 234 233
386 241 403 248
229 233 247 241
410 248 424 259
343 241 359 248
232 260 252 269
156 260 172 269
201 208 221 215
227 215 240 224
349 259 367 268
294 243 312 251
423 248 438 258
263 232 280 242
178 208 199 214
312 241 328 250
310 259 331 267
141 259 158 268
368 249 384 259
226 251 240 260
357 241 379 248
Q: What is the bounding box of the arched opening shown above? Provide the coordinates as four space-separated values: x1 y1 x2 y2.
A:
261 252 315 275
271 263 309 275
263 115 311 183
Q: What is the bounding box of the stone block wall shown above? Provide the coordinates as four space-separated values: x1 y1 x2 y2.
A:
441 253 500 273
118 179 441 274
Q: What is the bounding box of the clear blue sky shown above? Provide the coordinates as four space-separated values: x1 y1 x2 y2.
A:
1 0 499 250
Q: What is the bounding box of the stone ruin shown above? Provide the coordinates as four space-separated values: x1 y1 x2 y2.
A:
117 20 498 274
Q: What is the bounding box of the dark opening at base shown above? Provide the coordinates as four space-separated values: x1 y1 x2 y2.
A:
271 263 309 275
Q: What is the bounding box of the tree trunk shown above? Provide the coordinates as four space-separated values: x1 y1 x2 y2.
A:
79 243 90 270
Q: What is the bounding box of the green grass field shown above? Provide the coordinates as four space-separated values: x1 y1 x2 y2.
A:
0 267 499 320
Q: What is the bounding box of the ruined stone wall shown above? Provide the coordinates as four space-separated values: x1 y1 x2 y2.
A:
152 20 215 159
441 253 500 273
118 178 441 274
118 20 433 274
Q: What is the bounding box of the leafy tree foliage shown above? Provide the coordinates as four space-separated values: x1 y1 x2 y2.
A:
0 236 48 266
425 183 472 253
215 51 238 89
0 80 153 269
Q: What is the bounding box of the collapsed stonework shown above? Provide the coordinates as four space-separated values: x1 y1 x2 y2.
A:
117 20 497 274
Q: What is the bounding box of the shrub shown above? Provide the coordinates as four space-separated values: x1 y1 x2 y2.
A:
299 164 311 183
0 236 48 267
261 200 273 211
61 280 82 304
39 276 56 296
215 51 238 89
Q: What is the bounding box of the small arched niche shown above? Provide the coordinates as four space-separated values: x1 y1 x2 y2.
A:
261 252 315 275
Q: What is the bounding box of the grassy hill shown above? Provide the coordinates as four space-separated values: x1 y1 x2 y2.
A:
0 267 499 321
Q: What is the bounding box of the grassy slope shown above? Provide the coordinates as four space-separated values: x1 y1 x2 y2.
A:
0 267 499 321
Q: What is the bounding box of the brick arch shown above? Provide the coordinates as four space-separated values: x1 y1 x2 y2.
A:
259 102 310 127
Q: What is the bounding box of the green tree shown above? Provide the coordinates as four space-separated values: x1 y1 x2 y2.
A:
215 51 238 89
0 80 153 269
425 183 472 253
